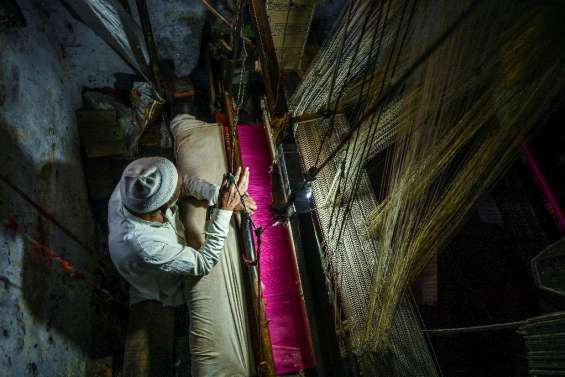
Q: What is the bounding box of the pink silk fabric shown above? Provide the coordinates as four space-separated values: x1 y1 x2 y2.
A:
238 123 315 374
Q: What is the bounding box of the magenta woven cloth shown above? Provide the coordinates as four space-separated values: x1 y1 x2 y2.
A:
238 123 315 374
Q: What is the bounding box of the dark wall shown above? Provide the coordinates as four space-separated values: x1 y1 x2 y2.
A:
0 0 132 374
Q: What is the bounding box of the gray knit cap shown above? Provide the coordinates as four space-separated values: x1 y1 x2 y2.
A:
119 157 179 214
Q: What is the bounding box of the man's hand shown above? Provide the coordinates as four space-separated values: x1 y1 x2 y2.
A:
219 167 252 211
235 194 257 213
231 167 257 213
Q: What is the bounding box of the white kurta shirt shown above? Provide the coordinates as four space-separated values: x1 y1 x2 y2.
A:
108 176 232 306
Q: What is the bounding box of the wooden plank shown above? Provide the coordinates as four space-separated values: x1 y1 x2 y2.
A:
266 0 316 71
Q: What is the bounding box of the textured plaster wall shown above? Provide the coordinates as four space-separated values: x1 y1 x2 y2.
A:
138 0 208 76
0 0 221 374
0 0 132 375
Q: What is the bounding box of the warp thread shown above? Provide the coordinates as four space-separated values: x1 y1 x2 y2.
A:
238 123 315 374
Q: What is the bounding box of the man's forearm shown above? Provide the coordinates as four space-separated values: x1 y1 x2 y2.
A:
200 208 232 253
150 208 233 276
182 175 220 205
181 208 232 275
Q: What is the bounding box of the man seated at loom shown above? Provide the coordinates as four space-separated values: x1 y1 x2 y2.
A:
108 159 252 301
108 94 257 375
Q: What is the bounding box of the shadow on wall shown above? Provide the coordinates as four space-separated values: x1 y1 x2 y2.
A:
0 115 125 368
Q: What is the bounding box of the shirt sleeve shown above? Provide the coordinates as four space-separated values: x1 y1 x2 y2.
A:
138 209 233 276
182 175 220 206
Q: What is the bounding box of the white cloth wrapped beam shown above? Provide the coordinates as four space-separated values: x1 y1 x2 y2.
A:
171 114 254 377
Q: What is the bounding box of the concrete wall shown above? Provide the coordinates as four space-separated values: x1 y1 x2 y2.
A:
146 0 208 76
0 0 132 375
0 0 229 374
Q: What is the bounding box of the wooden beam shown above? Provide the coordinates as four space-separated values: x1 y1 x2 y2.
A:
224 92 277 377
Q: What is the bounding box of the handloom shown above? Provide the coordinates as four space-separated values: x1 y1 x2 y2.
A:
295 115 439 376
290 0 565 372
238 123 315 374
265 0 317 71
172 115 254 376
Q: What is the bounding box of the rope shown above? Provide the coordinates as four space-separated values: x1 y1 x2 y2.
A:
0 174 126 303
0 174 97 255
3 216 126 307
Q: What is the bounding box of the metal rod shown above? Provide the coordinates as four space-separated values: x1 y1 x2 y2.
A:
424 320 525 336
425 312 565 336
